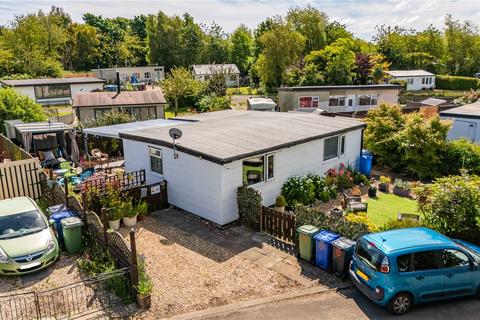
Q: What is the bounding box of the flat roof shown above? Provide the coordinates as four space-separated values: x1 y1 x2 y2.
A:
83 119 184 139
14 121 70 134
367 227 452 253
421 98 447 106
384 70 434 77
120 110 365 164
277 84 402 92
440 102 480 119
73 90 166 107
0 77 105 87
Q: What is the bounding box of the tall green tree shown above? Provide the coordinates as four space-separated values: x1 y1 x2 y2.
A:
203 22 230 63
229 24 253 74
287 5 328 53
0 88 46 133
256 20 305 90
182 13 205 66
161 67 203 116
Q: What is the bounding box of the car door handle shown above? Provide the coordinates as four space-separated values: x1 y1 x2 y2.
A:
447 273 454 278
416 275 425 280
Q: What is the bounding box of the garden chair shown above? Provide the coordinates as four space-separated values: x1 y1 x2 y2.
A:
91 149 109 169
342 192 368 213
397 212 420 221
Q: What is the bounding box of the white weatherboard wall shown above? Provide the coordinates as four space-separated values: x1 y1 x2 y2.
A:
442 116 480 142
123 128 363 225
391 76 435 91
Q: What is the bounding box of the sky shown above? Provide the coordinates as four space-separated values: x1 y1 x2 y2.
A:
1 0 480 40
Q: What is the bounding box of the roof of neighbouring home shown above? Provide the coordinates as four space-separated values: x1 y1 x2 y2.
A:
277 84 402 92
73 89 167 108
420 98 448 106
0 77 105 87
384 70 434 77
83 119 184 139
119 110 365 164
440 102 480 119
13 121 71 134
192 64 240 75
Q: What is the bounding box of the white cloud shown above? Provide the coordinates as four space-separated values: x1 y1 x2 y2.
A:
1 0 480 40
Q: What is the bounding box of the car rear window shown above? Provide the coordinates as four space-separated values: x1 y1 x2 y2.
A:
356 238 386 271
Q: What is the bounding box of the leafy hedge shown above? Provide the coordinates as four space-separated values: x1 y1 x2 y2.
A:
295 205 370 240
236 185 262 230
436 75 480 91
281 174 337 207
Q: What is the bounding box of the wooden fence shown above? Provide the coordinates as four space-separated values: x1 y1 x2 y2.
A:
260 206 296 244
0 134 33 162
0 158 42 200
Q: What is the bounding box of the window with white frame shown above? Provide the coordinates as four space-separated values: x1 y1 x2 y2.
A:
144 72 151 79
242 154 274 186
358 95 377 106
407 78 414 85
299 96 319 108
329 96 346 107
149 147 163 175
324 135 346 161
324 136 339 161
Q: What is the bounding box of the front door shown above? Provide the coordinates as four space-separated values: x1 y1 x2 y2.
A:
345 95 356 112
409 250 445 301
441 249 475 297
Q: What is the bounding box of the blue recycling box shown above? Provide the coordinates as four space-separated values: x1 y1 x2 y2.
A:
48 206 78 247
313 230 340 271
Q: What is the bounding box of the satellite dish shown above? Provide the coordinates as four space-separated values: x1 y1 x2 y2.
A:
169 128 182 140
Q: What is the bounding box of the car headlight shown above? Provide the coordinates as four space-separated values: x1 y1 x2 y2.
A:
0 247 9 263
45 239 56 255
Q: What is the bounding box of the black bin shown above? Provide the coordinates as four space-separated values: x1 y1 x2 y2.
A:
332 237 356 279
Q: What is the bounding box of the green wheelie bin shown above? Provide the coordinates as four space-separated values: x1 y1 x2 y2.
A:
297 225 319 263
61 217 84 254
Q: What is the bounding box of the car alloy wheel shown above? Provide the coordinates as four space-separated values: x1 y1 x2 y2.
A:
388 293 412 315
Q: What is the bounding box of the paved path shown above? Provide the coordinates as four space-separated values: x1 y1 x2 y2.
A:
195 288 480 320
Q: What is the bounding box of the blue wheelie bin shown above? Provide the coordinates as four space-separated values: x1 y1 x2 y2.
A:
48 207 78 247
314 230 340 271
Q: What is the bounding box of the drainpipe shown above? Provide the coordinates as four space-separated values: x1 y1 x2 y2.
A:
116 72 121 94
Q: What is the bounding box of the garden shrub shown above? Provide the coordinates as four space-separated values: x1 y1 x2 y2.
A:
444 138 480 175
416 173 480 244
295 205 370 240
275 195 286 207
236 185 262 230
436 75 480 91
345 213 378 232
307 173 337 202
325 163 354 190
453 89 480 105
380 219 423 231
281 175 315 206
197 94 231 113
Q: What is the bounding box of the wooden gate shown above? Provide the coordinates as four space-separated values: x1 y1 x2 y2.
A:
0 158 42 200
260 206 296 243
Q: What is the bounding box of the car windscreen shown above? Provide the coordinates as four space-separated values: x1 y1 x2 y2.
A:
356 238 386 271
455 241 480 264
0 210 47 239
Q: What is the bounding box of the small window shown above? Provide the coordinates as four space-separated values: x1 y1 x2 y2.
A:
299 96 319 108
243 156 264 185
358 95 371 106
144 72 151 79
329 96 346 107
422 77 426 84
397 254 411 272
371 96 378 105
340 135 346 156
149 147 163 175
442 249 470 268
348 99 353 107
324 136 339 161
413 250 441 271
267 154 274 180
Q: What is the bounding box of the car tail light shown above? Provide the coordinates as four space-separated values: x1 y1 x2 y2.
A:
380 256 390 273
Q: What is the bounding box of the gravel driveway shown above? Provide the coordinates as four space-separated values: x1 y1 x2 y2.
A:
133 211 302 318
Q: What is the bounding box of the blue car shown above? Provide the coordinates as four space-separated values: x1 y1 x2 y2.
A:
349 227 480 315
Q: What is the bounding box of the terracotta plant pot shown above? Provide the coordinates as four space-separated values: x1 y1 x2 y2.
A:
108 219 120 230
122 216 138 227
136 294 151 309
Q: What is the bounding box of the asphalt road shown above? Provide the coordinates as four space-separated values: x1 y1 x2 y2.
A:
203 288 480 320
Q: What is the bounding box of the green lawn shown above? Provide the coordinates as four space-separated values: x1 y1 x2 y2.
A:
367 192 418 227
164 106 194 119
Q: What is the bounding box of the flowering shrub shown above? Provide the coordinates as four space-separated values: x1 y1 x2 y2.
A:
307 173 337 202
325 163 354 190
281 175 315 206
345 212 378 232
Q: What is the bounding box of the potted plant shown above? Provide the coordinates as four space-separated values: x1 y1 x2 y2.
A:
107 207 122 230
136 201 149 222
393 179 411 197
122 199 138 227
379 176 391 192
368 185 377 198
275 195 286 213
136 259 153 309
